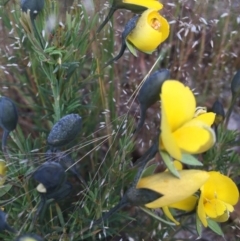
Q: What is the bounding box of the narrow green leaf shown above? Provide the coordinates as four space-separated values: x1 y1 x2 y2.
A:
125 40 138 57
181 154 203 166
0 184 12 197
141 163 157 178
207 219 224 236
196 214 203 237
140 207 175 226
160 151 180 178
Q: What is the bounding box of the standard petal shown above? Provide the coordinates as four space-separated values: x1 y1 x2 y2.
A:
160 100 182 160
161 81 196 132
137 170 209 208
124 0 163 10
162 206 180 225
201 172 239 206
194 112 216 126
197 193 208 227
173 121 215 155
169 195 198 211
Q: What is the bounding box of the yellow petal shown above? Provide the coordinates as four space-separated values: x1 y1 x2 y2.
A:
160 101 182 160
0 160 6 186
162 206 180 225
127 9 169 53
204 199 226 218
173 121 215 154
194 112 216 126
123 0 163 10
161 81 196 132
165 160 183 171
169 195 198 211
137 170 209 208
197 193 208 227
201 172 239 206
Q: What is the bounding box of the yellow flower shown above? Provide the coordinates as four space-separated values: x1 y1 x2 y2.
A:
160 80 216 161
126 9 169 53
137 170 209 209
114 0 163 12
197 171 239 227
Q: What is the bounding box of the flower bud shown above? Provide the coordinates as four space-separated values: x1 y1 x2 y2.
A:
211 100 225 125
47 114 82 148
20 0 44 20
231 70 240 97
136 69 170 131
33 162 66 193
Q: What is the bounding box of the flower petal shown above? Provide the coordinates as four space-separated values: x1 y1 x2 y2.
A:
161 80 196 132
123 0 163 10
169 195 198 211
194 112 216 126
137 170 209 208
162 206 180 225
204 199 227 218
201 172 239 206
160 101 182 160
173 121 215 155
197 192 208 227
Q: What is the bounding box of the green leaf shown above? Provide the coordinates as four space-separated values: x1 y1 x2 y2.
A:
141 163 157 178
196 214 202 236
125 40 138 57
160 151 180 178
207 219 224 236
0 184 12 197
140 207 175 225
181 154 203 166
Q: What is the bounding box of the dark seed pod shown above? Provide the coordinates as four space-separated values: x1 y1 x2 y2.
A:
135 69 170 132
211 100 225 125
15 233 44 241
45 149 86 186
47 114 82 148
32 162 66 193
231 70 240 97
20 0 44 20
0 210 16 233
0 97 18 151
46 182 72 201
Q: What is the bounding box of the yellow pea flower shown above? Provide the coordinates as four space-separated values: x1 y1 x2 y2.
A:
126 9 170 53
137 170 209 209
160 80 216 161
197 171 239 227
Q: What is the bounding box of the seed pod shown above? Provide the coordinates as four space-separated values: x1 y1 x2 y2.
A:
47 114 82 148
45 149 87 186
0 210 16 233
211 100 225 126
0 97 18 150
33 162 66 193
15 234 44 241
20 0 44 20
135 69 170 132
46 182 72 201
231 70 240 97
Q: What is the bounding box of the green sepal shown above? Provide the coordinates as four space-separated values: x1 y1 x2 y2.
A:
181 154 203 166
160 151 180 178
